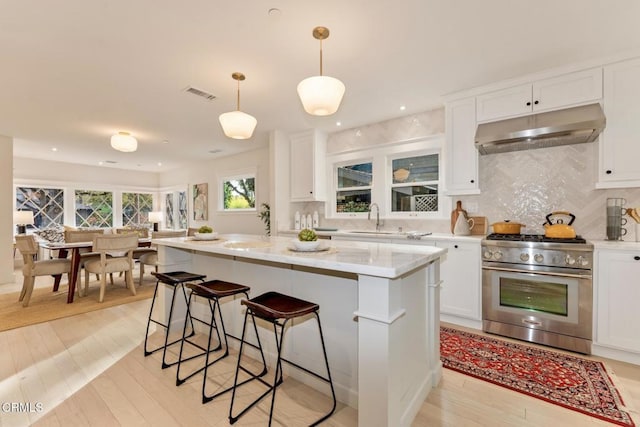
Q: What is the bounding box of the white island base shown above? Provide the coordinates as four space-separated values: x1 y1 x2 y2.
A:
154 236 445 427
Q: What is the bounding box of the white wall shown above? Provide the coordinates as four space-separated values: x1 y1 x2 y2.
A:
1 136 14 284
158 147 270 235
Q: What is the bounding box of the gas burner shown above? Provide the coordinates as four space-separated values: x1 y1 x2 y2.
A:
485 233 587 244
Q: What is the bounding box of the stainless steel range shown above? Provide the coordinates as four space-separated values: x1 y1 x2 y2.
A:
481 233 594 354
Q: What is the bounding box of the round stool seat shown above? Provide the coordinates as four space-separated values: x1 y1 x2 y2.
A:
187 280 250 299
151 271 207 285
242 291 319 320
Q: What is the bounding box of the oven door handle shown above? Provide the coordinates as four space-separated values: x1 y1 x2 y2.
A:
482 266 592 280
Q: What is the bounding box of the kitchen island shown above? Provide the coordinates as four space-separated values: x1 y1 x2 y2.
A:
152 234 446 427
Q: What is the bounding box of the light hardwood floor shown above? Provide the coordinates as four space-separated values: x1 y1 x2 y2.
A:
1 271 639 426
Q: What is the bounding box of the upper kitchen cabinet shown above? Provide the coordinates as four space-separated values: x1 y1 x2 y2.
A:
476 68 603 122
290 129 327 201
444 97 479 195
597 57 640 188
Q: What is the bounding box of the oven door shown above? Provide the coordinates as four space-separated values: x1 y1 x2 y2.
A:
482 266 592 340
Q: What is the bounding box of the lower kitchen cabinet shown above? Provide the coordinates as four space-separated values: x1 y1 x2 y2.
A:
436 241 482 325
594 248 640 355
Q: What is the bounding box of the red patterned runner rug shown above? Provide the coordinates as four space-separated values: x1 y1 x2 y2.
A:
440 327 635 426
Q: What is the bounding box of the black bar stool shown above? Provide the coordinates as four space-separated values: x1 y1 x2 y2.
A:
175 280 268 404
229 291 337 426
144 271 206 368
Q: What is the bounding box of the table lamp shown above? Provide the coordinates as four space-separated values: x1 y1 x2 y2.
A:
148 211 163 232
13 210 34 234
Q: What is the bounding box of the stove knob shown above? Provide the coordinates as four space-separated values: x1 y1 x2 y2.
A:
520 253 530 262
483 250 493 259
577 256 589 267
534 253 544 263
565 255 576 265
493 251 503 260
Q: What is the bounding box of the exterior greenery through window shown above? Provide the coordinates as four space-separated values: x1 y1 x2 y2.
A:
222 175 256 210
16 187 64 230
336 162 372 212
122 192 153 226
390 154 439 212
75 190 113 228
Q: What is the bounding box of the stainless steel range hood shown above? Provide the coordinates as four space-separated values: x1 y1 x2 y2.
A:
475 103 605 155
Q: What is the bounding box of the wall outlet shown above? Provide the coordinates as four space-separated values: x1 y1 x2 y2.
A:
465 202 479 213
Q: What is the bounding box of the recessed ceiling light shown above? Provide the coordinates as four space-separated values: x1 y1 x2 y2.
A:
157 162 162 166
51 147 58 152
268 8 282 17
336 121 342 126
98 161 104 166
400 105 406 111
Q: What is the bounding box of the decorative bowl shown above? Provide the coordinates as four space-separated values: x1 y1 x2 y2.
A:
194 232 219 241
292 239 321 251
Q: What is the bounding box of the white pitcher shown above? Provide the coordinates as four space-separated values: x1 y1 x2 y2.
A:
453 214 474 235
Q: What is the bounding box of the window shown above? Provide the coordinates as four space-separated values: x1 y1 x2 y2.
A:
336 162 372 213
122 192 153 226
75 190 113 228
390 153 439 212
16 187 64 230
220 174 256 211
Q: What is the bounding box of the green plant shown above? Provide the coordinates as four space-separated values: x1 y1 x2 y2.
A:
297 228 317 241
198 225 213 233
257 203 270 236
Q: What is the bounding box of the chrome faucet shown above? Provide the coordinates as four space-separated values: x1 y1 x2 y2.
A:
368 203 382 231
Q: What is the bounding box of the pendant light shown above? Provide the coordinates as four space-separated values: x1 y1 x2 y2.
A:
297 26 345 116
110 131 138 152
219 72 257 139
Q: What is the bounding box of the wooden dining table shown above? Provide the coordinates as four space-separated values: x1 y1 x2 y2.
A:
40 238 151 303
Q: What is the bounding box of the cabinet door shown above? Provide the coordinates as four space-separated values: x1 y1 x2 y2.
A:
598 58 640 188
437 241 481 320
532 68 602 112
595 250 640 353
290 130 327 201
444 97 479 195
476 84 531 122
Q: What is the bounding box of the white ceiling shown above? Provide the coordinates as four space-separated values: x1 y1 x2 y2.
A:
2 0 640 172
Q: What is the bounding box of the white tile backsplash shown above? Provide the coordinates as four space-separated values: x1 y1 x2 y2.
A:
318 108 640 241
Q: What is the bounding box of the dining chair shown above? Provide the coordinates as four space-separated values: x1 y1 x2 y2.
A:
64 229 106 295
138 230 187 284
83 234 139 302
15 235 72 307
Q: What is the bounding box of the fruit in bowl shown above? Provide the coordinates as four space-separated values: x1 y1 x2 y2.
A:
194 225 218 240
293 229 320 250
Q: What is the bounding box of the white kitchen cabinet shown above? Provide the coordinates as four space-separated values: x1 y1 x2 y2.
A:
476 68 603 122
597 57 640 188
290 129 327 201
594 248 640 354
444 97 480 195
436 241 481 322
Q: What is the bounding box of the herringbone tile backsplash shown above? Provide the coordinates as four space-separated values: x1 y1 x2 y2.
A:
458 142 640 241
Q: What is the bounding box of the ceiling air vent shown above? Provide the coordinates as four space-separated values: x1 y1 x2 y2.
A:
184 86 216 101
104 160 118 164
208 149 223 154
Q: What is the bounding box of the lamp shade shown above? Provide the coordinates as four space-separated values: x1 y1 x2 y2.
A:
13 210 34 225
148 211 163 223
297 75 346 116
110 132 138 152
218 110 258 139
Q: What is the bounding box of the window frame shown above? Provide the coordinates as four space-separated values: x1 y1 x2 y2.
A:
217 168 257 213
326 136 449 220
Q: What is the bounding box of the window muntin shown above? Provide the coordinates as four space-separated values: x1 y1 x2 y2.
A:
336 162 372 213
16 187 64 230
390 154 439 213
122 192 153 226
221 175 256 211
75 190 113 228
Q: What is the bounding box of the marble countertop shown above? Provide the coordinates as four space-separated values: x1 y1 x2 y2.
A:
278 229 484 243
591 239 640 250
153 234 447 279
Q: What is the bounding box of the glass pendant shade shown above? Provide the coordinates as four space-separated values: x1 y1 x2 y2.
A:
297 75 346 116
219 110 257 139
110 132 138 152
